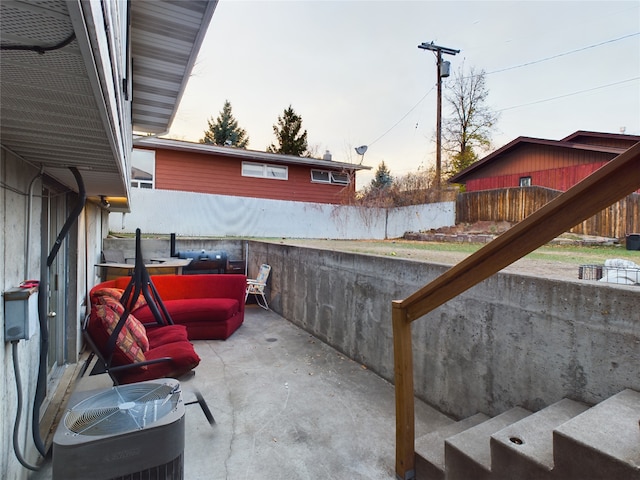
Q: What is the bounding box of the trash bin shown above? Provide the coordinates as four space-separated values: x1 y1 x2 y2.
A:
626 234 640 251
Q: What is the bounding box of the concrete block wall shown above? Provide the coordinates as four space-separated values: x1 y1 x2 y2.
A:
247 241 640 419
102 237 246 265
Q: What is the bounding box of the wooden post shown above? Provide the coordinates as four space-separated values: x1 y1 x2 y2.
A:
393 301 415 480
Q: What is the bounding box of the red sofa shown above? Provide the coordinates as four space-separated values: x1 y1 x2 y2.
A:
90 274 247 340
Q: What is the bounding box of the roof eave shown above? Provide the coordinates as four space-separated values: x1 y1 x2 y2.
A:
130 0 218 135
133 137 372 171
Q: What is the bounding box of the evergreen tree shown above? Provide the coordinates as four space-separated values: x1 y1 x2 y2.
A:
370 161 393 189
267 105 308 156
200 100 249 148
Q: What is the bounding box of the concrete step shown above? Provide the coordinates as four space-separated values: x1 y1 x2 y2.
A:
444 407 532 480
415 412 489 480
553 389 640 480
490 398 589 480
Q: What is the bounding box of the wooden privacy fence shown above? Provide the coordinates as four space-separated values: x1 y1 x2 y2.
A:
456 187 640 238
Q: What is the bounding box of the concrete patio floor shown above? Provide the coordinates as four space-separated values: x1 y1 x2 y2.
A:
30 306 452 480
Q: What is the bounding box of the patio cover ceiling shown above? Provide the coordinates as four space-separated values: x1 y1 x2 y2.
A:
0 0 216 201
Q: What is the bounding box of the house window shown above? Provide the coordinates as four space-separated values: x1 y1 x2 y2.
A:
242 162 288 180
131 148 155 189
519 176 532 187
311 170 350 185
331 172 350 185
311 170 330 183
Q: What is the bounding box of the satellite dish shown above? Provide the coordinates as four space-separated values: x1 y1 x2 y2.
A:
355 145 368 155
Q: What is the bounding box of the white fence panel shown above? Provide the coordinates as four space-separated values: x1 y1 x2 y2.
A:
387 203 455 238
110 189 455 239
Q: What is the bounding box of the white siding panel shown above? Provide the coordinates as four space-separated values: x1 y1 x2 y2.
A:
112 189 455 239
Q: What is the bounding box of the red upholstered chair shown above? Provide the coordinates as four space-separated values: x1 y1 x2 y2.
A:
84 296 200 385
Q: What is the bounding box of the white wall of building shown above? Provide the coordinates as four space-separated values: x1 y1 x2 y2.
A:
110 188 455 239
1 148 43 476
1 148 110 478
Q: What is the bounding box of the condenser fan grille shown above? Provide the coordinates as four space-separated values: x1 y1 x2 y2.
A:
64 381 181 436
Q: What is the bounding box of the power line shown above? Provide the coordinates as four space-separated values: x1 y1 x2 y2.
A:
367 85 436 147
365 33 638 148
497 77 640 112
486 32 639 75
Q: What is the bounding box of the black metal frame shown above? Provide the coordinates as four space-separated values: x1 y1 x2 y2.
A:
82 228 215 424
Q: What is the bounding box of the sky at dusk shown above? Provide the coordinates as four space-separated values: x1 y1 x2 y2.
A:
167 0 640 189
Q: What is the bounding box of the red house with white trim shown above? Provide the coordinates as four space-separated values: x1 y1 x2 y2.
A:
449 131 640 193
132 137 369 204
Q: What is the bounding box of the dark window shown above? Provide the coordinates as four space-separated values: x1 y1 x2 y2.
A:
311 170 350 185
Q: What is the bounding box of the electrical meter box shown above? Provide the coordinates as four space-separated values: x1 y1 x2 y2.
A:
3 286 38 341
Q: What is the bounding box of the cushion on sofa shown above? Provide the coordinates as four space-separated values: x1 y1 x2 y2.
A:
116 341 201 385
93 296 150 352
184 310 244 341
146 324 190 348
88 302 147 366
90 287 147 310
133 298 239 325
140 274 246 301
90 287 123 304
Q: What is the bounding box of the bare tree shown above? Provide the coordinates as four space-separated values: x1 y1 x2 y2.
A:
442 65 499 177
355 165 452 208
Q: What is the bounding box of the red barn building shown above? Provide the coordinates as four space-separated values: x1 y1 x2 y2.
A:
449 131 640 193
132 137 370 204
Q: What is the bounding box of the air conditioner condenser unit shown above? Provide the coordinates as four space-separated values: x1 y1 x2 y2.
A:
53 378 185 480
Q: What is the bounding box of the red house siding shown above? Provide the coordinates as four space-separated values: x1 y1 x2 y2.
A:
466 162 607 192
151 147 355 204
462 144 621 192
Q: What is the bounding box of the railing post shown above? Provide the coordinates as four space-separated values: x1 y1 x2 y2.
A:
393 300 415 480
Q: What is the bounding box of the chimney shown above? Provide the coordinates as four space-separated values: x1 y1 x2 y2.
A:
323 150 332 161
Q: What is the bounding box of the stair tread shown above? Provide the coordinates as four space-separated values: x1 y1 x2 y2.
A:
555 389 640 465
415 412 490 470
491 398 589 470
445 407 532 470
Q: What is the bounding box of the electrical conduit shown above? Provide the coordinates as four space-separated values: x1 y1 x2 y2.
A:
33 167 86 456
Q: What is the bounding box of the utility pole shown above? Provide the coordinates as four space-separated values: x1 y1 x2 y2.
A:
418 41 459 192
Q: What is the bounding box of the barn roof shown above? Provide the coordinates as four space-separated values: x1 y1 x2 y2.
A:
449 131 638 185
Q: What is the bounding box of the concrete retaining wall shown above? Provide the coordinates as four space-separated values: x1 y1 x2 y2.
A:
248 241 640 419
102 237 640 419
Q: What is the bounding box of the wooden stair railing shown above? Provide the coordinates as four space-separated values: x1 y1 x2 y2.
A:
392 142 640 480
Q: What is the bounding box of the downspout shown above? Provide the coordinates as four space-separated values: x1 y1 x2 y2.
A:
33 167 86 456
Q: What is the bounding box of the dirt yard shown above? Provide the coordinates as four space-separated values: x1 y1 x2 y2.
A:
272 238 582 281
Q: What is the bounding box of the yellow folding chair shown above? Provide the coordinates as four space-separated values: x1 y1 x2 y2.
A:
245 264 271 309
